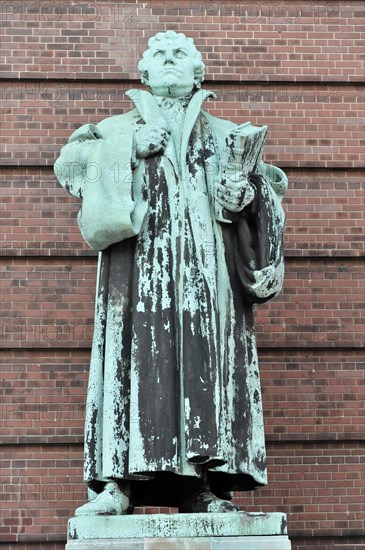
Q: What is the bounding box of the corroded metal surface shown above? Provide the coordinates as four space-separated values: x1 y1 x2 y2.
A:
54 31 287 510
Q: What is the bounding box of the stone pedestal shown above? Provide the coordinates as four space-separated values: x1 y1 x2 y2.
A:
66 512 291 549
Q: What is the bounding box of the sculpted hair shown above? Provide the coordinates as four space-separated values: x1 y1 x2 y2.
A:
138 30 205 89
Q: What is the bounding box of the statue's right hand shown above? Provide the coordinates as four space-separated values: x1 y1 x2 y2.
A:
135 124 171 159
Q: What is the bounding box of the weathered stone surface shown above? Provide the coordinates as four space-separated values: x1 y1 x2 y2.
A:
55 30 288 515
68 512 288 540
66 534 292 549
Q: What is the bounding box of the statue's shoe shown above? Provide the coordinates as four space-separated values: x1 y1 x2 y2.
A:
75 482 133 516
179 490 241 513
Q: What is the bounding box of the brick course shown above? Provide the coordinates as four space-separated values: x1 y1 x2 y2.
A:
1 350 364 443
1 258 364 349
1 168 364 256
1 83 364 167
0 1 364 81
1 443 364 543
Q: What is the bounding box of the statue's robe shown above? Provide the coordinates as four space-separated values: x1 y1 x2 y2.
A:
54 89 287 505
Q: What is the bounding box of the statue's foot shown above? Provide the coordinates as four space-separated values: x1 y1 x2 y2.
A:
179 490 240 513
75 482 133 516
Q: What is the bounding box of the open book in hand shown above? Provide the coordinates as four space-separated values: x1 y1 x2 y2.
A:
224 121 268 176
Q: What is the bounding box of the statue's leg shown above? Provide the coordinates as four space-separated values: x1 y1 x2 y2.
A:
178 468 240 513
75 480 134 516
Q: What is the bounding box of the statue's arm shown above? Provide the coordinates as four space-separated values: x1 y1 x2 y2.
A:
258 161 288 203
54 116 148 251
220 165 287 305
231 172 286 305
54 123 103 199
204 111 287 302
214 161 287 225
204 112 287 222
214 163 256 223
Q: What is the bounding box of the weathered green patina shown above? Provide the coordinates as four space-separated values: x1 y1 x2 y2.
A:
54 30 287 515
67 511 288 538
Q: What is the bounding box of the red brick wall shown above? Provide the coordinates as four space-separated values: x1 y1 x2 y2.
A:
1 1 364 548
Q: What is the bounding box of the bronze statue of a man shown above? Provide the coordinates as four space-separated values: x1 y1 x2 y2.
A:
55 30 287 515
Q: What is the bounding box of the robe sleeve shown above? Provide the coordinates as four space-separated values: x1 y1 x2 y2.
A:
222 171 286 306
258 161 288 203
54 123 102 199
54 122 148 251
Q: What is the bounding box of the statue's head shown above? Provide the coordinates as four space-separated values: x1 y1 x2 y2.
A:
138 30 205 98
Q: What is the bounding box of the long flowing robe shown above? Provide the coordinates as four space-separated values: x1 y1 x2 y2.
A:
54 89 287 505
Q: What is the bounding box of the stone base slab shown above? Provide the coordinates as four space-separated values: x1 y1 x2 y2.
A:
66 534 291 549
66 512 291 548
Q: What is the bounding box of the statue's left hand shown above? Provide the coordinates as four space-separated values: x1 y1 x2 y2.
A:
215 173 255 213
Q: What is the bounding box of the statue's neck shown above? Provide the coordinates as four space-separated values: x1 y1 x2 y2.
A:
153 93 193 127
154 92 193 110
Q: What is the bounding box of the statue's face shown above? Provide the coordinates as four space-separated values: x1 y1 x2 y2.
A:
146 39 196 97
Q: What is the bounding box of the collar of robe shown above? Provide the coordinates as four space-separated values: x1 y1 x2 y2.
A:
125 88 217 174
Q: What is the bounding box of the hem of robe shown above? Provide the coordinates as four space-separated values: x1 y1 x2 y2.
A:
86 469 267 507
